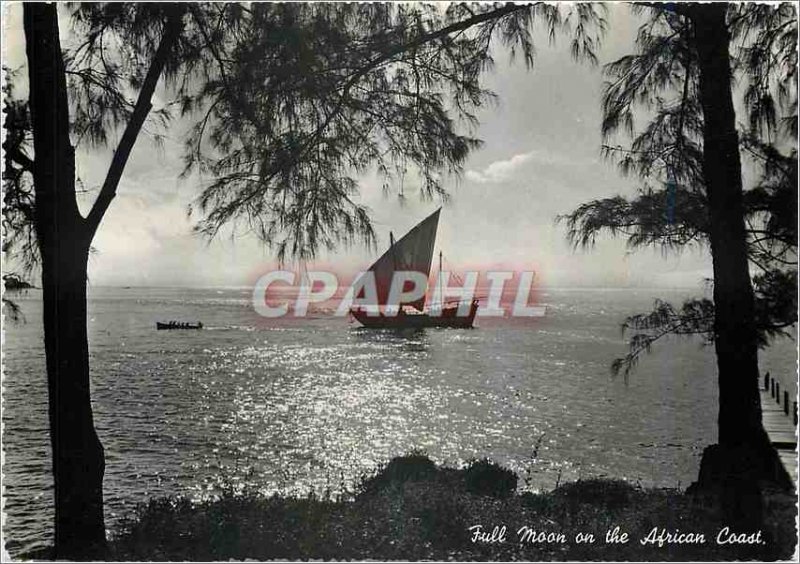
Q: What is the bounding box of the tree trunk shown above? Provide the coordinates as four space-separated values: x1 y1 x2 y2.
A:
41 228 107 558
695 1 764 449
24 4 106 557
690 3 791 505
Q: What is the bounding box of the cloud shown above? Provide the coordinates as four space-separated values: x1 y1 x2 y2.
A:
465 148 581 185
465 151 535 184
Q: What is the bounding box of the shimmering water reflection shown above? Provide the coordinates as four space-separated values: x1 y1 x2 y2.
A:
3 287 796 556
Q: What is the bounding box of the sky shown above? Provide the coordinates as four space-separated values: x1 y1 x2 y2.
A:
2 3 714 289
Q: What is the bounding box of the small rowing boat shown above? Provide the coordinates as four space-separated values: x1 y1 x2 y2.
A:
156 321 203 330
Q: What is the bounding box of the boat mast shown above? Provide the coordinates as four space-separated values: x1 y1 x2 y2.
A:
438 250 443 309
390 231 397 271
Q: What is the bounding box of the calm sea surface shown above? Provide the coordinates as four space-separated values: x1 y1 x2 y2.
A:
2 286 796 556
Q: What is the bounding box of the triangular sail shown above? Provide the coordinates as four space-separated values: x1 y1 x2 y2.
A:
358 208 440 311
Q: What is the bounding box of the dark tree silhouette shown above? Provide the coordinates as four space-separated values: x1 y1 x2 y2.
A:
559 1 796 513
22 3 183 556
11 2 605 556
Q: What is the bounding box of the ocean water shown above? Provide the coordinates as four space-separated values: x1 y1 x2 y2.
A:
2 286 796 556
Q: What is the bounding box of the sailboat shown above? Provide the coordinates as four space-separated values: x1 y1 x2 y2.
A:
350 208 479 329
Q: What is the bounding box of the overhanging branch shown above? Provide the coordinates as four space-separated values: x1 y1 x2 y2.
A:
212 3 532 215
85 10 183 237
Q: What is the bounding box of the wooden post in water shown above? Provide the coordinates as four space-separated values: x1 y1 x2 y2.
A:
771 379 775 398
783 391 789 415
764 372 770 390
775 382 780 404
794 402 798 427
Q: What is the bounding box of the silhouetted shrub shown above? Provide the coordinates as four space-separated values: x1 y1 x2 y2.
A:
359 451 438 493
464 458 517 498
94 455 796 561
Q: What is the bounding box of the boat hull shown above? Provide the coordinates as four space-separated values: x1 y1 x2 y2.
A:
351 301 478 329
156 322 203 330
